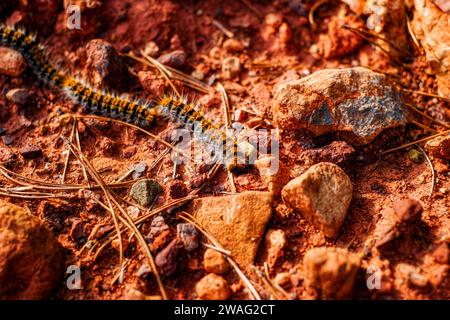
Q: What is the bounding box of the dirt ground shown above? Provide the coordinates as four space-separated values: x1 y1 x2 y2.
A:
0 0 448 300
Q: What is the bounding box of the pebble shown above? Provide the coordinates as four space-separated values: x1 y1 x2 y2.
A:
169 180 188 199
265 229 287 268
85 39 129 89
6 88 29 105
432 243 449 265
425 135 450 160
0 201 63 299
157 50 186 68
130 179 162 206
155 239 183 277
176 223 199 252
203 248 229 274
273 67 406 145
192 191 273 267
303 247 361 298
147 216 170 252
282 162 353 238
19 144 43 159
129 162 147 179
255 156 290 196
38 201 73 231
0 47 27 77
195 273 231 300
69 218 86 242
274 272 291 288
393 198 423 225
300 140 355 166
222 56 241 79
223 38 244 52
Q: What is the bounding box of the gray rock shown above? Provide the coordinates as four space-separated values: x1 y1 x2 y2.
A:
176 223 199 252
129 162 147 179
130 179 162 206
273 67 407 145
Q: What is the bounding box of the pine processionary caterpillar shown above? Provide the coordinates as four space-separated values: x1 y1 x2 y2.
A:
0 24 256 167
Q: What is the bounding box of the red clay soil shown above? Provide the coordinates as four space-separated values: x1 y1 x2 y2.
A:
0 0 448 300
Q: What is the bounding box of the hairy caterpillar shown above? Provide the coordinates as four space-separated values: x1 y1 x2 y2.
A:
0 24 255 167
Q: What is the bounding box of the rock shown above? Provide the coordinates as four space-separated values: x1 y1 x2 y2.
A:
6 88 29 104
129 162 147 179
176 223 199 252
255 156 290 196
265 229 287 268
273 67 406 145
303 247 361 299
143 41 160 57
317 6 363 58
396 263 429 288
376 198 423 248
169 180 188 199
85 39 129 90
146 216 170 252
0 47 27 77
282 162 353 238
130 179 162 206
155 239 183 277
69 218 86 242
157 50 186 68
19 144 43 159
136 264 153 278
195 273 231 300
432 243 449 264
204 248 229 274
120 286 160 300
412 0 450 97
192 191 272 267
300 141 356 166
97 136 116 156
138 71 167 97
425 135 450 160
0 201 63 299
222 57 241 79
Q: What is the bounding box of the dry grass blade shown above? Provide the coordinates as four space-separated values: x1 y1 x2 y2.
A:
252 265 290 300
239 0 262 19
406 15 423 53
309 0 329 25
61 119 76 183
380 129 450 154
401 88 450 102
64 139 168 299
405 103 450 129
411 120 438 133
417 145 435 199
212 20 234 38
179 212 261 300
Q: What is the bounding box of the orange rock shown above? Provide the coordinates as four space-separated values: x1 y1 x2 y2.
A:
195 273 231 300
203 249 229 274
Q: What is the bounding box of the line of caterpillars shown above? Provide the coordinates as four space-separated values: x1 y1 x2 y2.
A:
0 25 252 167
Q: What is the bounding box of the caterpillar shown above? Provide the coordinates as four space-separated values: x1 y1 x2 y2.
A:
0 24 255 168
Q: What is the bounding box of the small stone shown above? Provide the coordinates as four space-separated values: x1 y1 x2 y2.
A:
273 67 406 145
136 264 152 278
130 179 162 206
255 156 290 196
19 144 43 159
223 38 244 52
157 50 186 68
85 39 129 89
303 247 361 299
38 201 73 231
393 198 423 225
129 162 147 179
120 286 160 300
155 239 183 277
176 223 199 252
300 141 355 166
396 263 429 288
425 135 450 160
265 229 287 268
143 41 160 57
282 162 353 238
222 56 241 79
204 248 229 274
192 191 273 267
122 145 137 158
195 273 231 300
274 272 291 288
6 88 29 104
408 148 424 163
147 216 170 252
0 47 27 77
169 179 188 199
97 136 116 156
0 201 63 299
